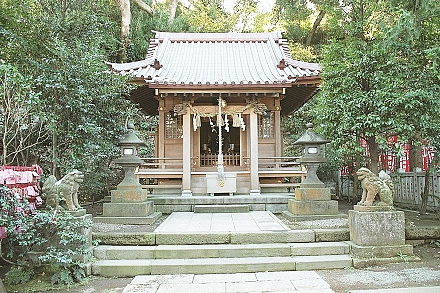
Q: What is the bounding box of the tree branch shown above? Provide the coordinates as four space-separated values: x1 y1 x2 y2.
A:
133 0 153 16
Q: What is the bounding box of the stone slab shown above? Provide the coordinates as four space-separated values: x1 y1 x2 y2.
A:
155 204 193 213
295 188 331 201
94 212 162 225
314 228 350 242
281 211 347 222
92 232 156 246
102 201 154 217
288 199 339 215
154 211 289 233
155 233 231 245
265 203 289 213
154 243 291 259
347 241 414 258
94 245 155 260
121 271 336 293
406 225 440 240
349 210 406 246
290 242 350 256
353 204 395 212
111 188 148 202
230 230 315 244
194 204 249 213
293 254 353 270
149 257 297 275
91 259 152 277
352 255 421 268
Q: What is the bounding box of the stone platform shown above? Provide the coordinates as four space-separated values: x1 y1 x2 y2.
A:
121 271 336 293
92 211 353 276
155 211 288 232
149 194 292 213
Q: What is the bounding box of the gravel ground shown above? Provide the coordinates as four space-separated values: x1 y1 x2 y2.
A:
319 244 440 293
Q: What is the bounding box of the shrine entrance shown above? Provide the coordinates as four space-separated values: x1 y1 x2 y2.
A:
199 119 241 167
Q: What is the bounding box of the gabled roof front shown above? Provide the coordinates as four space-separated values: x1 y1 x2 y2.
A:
107 31 321 115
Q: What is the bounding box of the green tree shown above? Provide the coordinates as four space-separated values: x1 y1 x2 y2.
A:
184 0 236 32
316 0 440 177
0 0 134 201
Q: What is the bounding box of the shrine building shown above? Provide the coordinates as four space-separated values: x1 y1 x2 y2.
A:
107 31 321 196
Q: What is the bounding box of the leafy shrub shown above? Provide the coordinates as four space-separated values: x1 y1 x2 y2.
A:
4 266 34 285
0 186 92 285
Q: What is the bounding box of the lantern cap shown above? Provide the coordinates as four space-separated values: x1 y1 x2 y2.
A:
118 123 146 146
293 123 330 145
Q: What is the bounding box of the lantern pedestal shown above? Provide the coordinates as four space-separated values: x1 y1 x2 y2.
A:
284 186 346 221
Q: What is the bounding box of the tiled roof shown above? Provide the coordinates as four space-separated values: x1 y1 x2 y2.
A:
107 31 321 89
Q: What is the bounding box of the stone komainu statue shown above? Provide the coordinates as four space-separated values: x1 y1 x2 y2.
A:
356 167 394 206
42 169 84 211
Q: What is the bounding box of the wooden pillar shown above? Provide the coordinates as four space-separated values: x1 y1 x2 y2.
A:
158 99 165 168
182 110 192 196
274 98 282 158
249 110 260 195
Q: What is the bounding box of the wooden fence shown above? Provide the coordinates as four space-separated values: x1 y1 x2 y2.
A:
339 172 440 212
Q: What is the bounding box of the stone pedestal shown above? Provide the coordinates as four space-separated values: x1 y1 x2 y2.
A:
110 188 148 202
284 187 346 221
348 205 416 267
94 186 161 225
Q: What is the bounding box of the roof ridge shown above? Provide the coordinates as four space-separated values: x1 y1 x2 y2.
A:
153 31 283 41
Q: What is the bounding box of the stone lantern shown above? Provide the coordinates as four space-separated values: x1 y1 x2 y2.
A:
284 123 344 220
94 123 161 225
112 123 146 191
293 123 329 188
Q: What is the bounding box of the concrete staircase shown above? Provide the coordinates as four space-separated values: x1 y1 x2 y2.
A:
92 233 353 277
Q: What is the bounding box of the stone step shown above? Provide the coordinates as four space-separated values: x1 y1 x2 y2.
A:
193 204 249 213
93 229 351 245
94 242 350 260
93 212 162 225
92 255 353 277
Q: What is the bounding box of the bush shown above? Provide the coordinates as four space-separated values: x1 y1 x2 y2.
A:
0 186 92 285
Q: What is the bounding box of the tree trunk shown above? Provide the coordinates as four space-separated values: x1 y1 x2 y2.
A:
306 10 325 47
420 167 430 214
410 135 423 171
367 136 379 175
353 150 361 203
114 0 131 62
168 0 179 23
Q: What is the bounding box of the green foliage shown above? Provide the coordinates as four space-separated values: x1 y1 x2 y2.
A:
4 266 34 285
316 0 440 172
0 63 46 165
128 2 191 62
0 0 136 201
1 186 92 286
288 42 319 62
184 0 236 32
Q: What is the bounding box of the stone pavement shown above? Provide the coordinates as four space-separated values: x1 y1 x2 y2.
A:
154 211 290 232
122 271 335 293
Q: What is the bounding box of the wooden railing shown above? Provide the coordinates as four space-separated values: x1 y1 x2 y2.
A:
258 156 302 170
200 153 240 167
137 157 183 171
